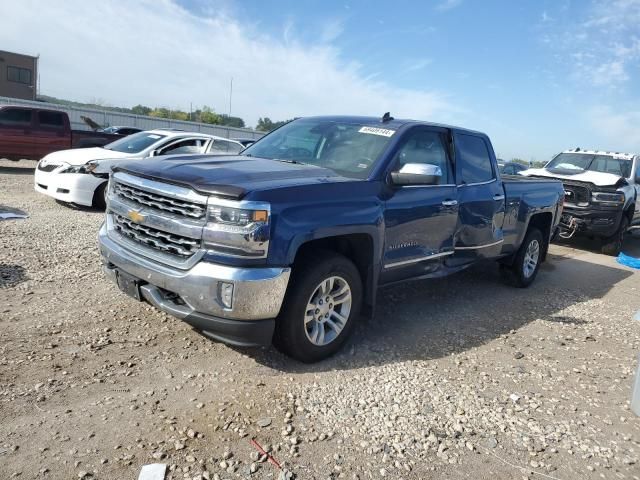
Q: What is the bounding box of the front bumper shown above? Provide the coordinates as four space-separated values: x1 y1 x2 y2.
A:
561 205 624 237
34 168 104 206
98 223 291 346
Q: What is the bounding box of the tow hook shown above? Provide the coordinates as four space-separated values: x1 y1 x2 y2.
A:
559 217 578 239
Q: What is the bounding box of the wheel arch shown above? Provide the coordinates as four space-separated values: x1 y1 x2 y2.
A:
290 232 380 316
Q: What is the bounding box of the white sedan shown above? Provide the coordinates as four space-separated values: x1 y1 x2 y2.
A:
34 130 244 208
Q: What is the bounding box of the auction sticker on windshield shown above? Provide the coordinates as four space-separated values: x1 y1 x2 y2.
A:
358 126 395 137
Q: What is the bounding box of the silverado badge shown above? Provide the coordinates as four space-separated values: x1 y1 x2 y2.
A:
127 210 145 223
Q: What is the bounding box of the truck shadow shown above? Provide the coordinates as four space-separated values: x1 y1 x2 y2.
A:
554 232 640 257
245 250 634 372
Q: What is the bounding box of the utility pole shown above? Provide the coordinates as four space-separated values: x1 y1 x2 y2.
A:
229 77 233 117
190 102 193 122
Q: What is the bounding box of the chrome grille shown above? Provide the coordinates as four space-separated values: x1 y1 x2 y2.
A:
38 163 60 172
112 214 199 257
562 182 590 206
113 181 206 219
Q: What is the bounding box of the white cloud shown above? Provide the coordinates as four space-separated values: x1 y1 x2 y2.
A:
319 18 346 43
0 0 455 128
435 0 463 12
557 0 640 89
587 105 640 152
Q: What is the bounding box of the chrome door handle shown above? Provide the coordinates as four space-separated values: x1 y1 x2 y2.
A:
493 194 505 201
441 200 458 207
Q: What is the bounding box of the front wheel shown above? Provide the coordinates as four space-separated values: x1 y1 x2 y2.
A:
274 250 362 363
92 182 108 210
501 228 544 288
601 216 628 256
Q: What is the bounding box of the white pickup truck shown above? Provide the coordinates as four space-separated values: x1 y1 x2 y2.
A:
521 148 639 255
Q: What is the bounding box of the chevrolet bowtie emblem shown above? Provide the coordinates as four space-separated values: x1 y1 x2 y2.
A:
127 210 145 223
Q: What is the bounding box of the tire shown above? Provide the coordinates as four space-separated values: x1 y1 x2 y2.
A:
93 182 108 210
274 250 362 363
601 216 629 256
501 228 544 288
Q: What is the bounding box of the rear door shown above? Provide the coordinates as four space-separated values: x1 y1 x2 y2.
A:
452 133 505 261
33 110 69 158
380 126 459 283
0 107 34 160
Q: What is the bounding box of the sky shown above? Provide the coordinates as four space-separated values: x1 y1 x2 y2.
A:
2 0 640 161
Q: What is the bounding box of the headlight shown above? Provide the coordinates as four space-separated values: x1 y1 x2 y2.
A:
591 192 625 204
61 161 98 174
208 205 269 229
202 200 270 257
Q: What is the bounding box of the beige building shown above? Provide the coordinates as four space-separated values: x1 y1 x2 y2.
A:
0 50 38 100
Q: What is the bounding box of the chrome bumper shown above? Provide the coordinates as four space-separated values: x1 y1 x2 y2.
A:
98 222 291 322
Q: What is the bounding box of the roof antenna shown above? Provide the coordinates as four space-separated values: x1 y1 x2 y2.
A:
381 112 394 122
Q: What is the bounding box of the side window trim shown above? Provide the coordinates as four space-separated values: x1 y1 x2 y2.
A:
158 137 200 153
37 111 66 130
388 126 455 187
0 108 33 128
454 133 497 186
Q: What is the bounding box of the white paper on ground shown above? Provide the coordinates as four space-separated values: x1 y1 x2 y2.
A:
138 463 166 480
632 354 640 417
0 212 28 219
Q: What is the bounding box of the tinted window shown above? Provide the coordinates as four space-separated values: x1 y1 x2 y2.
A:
456 134 494 184
546 153 632 177
119 128 140 135
7 66 32 84
210 140 243 155
159 138 206 155
242 118 394 179
393 129 452 184
38 111 65 129
0 108 32 127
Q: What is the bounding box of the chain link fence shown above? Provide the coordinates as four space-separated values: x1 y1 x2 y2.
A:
0 96 264 140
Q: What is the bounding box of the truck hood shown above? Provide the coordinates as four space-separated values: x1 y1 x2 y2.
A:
40 147 134 166
520 168 627 187
113 155 354 199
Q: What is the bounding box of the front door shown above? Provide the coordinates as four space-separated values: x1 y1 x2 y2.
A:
381 127 458 284
451 132 505 262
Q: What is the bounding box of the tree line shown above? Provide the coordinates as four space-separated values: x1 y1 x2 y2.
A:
39 95 290 132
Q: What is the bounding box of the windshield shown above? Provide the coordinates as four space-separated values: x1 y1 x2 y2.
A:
241 119 396 179
103 131 166 154
546 153 632 177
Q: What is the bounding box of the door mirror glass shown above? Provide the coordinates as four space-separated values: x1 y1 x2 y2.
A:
391 163 442 186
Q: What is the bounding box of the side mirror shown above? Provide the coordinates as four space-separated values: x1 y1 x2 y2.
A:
391 163 442 186
148 149 159 158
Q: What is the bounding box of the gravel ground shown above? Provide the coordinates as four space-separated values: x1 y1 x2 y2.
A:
1 159 640 480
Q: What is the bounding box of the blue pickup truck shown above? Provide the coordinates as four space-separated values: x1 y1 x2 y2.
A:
98 115 564 362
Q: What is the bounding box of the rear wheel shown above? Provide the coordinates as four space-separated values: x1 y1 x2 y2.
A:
601 216 628 256
274 250 361 363
501 228 544 288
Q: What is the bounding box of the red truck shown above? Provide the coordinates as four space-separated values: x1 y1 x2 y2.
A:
0 105 134 161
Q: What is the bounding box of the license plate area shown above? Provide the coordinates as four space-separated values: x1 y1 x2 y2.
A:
116 269 141 301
